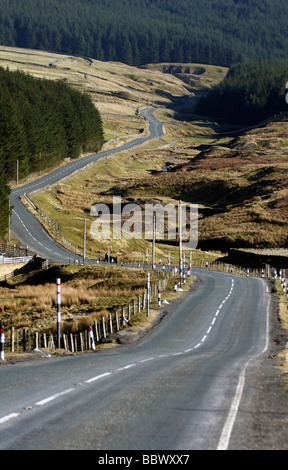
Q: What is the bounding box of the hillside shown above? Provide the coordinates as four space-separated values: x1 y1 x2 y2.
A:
2 46 288 259
30 109 288 257
0 0 288 67
0 67 104 180
117 118 288 251
0 58 104 239
196 59 288 125
0 46 226 147
0 46 226 257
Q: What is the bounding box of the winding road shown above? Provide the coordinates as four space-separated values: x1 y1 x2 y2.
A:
3 106 272 451
0 269 270 450
10 108 162 262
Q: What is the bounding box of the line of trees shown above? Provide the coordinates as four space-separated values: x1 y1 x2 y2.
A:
0 0 288 67
0 66 104 240
196 59 288 125
0 151 10 240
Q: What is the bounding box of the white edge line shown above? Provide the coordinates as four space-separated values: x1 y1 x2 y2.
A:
217 287 271 450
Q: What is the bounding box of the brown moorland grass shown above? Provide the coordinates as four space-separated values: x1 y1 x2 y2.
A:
0 264 170 333
29 116 288 255
0 46 227 263
101 119 288 249
0 46 227 152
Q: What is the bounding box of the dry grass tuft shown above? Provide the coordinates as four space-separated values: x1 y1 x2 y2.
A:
0 265 166 333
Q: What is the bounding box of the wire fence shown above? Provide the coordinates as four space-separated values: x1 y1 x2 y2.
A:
1 268 176 356
0 242 283 358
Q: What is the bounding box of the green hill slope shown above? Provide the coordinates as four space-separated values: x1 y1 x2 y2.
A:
0 65 104 239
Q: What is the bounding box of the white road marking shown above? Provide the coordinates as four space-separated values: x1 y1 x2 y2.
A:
0 413 19 424
0 279 235 422
85 371 112 384
217 289 271 450
138 357 154 363
0 275 266 452
35 388 74 406
117 364 136 371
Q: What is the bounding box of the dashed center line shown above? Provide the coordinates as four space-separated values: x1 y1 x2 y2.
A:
12 209 66 259
35 388 75 406
0 413 20 424
0 278 235 437
84 371 112 384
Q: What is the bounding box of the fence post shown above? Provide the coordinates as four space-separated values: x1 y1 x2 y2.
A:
94 320 99 342
28 330 31 351
11 326 15 353
128 303 131 321
16 329 19 352
70 333 74 352
23 329 27 352
102 316 106 338
80 332 84 351
109 313 113 334
49 334 55 350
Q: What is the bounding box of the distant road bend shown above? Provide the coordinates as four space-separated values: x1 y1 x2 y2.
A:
10 108 163 262
4 106 273 451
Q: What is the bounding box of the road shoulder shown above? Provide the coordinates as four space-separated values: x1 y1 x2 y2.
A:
229 284 288 449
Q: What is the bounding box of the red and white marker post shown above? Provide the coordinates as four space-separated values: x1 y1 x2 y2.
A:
56 278 61 349
89 326 96 350
0 325 4 361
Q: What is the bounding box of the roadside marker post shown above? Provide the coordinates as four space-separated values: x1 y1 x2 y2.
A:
180 258 183 287
56 278 61 349
123 317 132 327
178 200 182 287
89 326 96 350
158 289 161 306
0 325 4 361
147 272 150 317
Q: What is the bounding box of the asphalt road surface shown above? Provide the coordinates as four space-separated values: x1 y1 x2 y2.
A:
5 107 273 451
10 108 163 262
0 269 270 450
